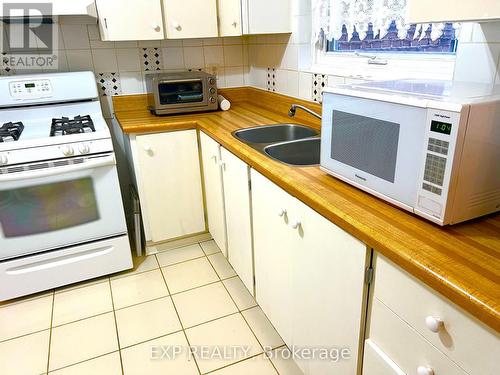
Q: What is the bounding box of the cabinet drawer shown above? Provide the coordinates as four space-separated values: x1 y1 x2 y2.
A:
373 254 499 375
363 339 406 375
369 298 468 375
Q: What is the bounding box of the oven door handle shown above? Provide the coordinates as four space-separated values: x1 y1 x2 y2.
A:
0 154 116 182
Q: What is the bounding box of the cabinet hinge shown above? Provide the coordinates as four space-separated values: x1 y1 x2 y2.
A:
248 179 252 191
365 267 374 285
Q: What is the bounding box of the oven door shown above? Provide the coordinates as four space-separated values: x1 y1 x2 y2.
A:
156 78 208 109
0 153 127 260
320 92 428 209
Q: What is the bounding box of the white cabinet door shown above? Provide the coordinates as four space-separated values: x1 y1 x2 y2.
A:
218 0 243 36
251 169 296 345
243 0 291 34
96 0 164 41
291 198 368 375
221 147 253 294
409 0 500 23
363 340 407 375
199 132 227 256
163 0 218 39
135 130 205 243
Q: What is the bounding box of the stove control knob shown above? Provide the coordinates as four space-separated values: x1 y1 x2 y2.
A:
78 143 91 155
0 154 8 165
62 145 74 156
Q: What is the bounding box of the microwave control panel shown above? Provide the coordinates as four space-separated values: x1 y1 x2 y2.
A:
9 79 53 100
415 109 462 223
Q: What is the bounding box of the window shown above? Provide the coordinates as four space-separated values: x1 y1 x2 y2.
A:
327 22 458 54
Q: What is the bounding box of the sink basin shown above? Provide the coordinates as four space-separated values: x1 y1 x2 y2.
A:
264 138 320 166
233 124 318 145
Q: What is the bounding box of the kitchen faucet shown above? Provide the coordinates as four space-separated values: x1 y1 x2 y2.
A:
288 104 322 120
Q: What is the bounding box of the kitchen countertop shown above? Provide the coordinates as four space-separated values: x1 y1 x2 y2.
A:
113 87 500 333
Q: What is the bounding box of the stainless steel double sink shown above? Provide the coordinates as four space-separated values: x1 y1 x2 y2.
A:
232 124 320 166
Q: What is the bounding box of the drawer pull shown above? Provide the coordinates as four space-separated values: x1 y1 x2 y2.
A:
425 316 444 333
417 365 435 375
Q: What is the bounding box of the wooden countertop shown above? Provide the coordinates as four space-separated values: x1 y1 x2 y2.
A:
114 88 500 333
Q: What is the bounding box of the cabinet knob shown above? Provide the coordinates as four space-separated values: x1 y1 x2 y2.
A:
425 316 444 333
211 155 217 163
417 366 435 375
219 161 226 170
152 24 161 32
173 22 182 31
144 145 153 153
291 220 301 229
278 208 287 217
232 21 238 28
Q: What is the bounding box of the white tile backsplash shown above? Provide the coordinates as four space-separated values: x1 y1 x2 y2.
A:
183 47 205 70
116 48 141 72
453 42 500 83
224 45 244 67
203 46 225 67
162 47 185 70
92 48 118 72
60 24 91 50
65 49 94 71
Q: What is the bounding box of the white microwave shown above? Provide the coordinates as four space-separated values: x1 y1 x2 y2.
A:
320 79 500 225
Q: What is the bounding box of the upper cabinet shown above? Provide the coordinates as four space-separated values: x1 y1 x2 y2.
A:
95 0 290 40
242 0 291 34
408 0 500 23
163 0 218 39
218 0 243 36
96 0 164 41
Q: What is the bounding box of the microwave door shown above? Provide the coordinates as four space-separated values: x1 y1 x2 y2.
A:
320 93 428 208
0 155 127 260
157 79 208 108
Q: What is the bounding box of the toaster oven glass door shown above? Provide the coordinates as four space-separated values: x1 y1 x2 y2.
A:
158 79 204 105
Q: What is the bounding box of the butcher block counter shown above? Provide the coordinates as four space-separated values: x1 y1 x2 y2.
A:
113 87 500 333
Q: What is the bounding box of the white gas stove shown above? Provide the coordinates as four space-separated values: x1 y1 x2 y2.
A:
0 71 132 301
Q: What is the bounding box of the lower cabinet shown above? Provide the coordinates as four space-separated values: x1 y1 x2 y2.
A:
199 132 254 294
199 131 227 256
220 147 254 294
132 130 206 243
364 253 500 375
251 169 369 375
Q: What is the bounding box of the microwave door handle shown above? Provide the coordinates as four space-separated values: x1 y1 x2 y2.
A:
0 154 116 183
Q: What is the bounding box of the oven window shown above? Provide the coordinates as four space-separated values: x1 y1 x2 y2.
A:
0 178 99 237
158 80 204 104
331 110 400 183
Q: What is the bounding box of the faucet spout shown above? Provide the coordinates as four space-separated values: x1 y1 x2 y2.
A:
288 104 322 120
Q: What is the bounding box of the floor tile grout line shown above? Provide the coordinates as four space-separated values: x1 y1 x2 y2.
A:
201 351 269 375
108 278 125 375
157 256 203 375
45 349 119 373
117 328 184 351
49 309 114 330
0 327 51 344
45 289 56 374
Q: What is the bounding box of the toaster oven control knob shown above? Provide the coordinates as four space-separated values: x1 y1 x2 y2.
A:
209 87 216 94
0 154 8 165
62 145 74 156
210 97 216 103
209 78 216 85
78 143 91 155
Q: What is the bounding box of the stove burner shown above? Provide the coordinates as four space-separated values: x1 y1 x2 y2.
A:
0 121 24 142
50 115 95 136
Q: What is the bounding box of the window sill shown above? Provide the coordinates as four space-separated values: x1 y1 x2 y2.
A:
311 51 456 81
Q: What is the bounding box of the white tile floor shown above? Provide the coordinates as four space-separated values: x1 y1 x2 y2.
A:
0 240 303 375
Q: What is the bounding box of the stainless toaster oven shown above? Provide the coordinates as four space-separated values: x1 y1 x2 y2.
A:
145 71 218 115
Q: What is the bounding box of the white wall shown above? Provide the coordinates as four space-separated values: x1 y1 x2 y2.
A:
453 22 500 84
